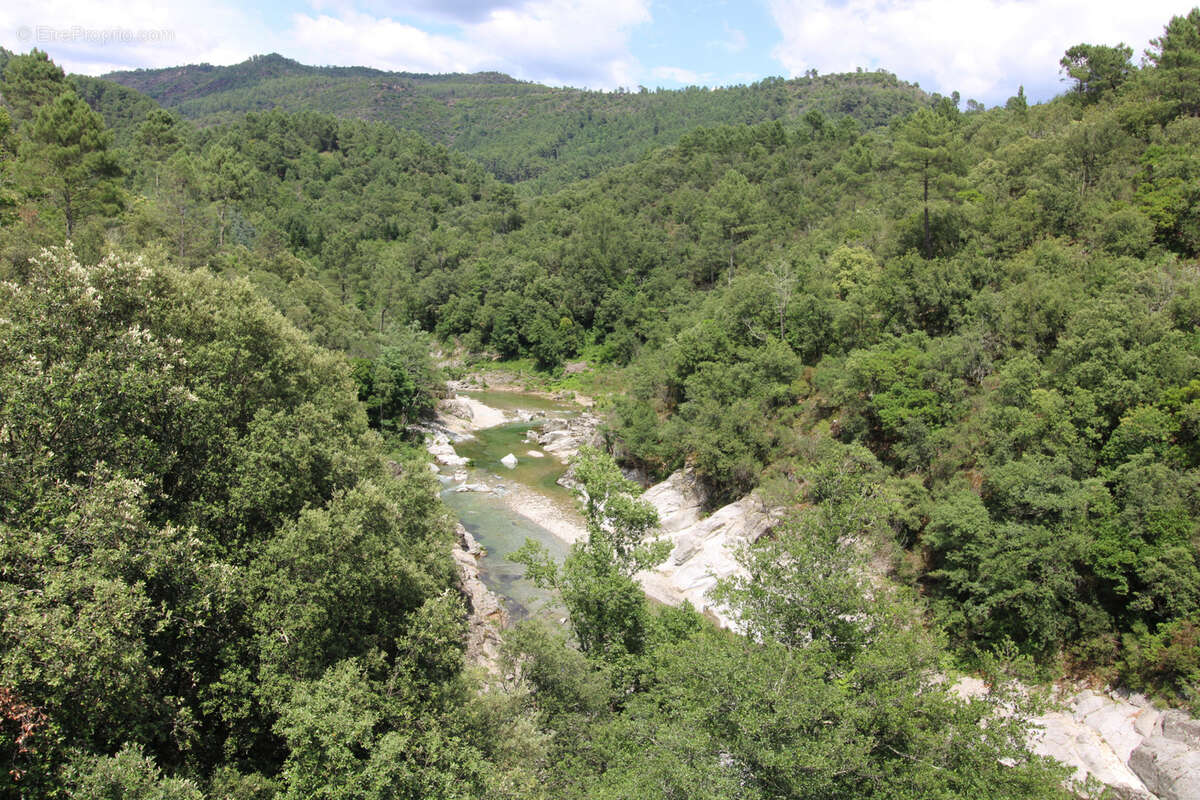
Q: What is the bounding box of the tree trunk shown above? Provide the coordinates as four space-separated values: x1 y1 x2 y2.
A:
62 185 74 239
922 167 931 259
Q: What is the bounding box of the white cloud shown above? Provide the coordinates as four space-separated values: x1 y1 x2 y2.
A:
0 0 263 74
713 21 746 54
767 0 1188 105
288 11 481 73
289 0 651 87
465 0 651 86
652 65 703 84
0 0 651 89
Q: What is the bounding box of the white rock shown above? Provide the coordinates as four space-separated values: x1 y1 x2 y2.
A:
1074 691 1108 721
500 453 518 469
526 450 546 458
1135 708 1164 739
452 524 507 672
1164 711 1200 750
1082 701 1149 764
642 469 706 534
435 395 509 435
427 439 469 467
1132 735 1200 800
638 470 776 628
1031 710 1153 798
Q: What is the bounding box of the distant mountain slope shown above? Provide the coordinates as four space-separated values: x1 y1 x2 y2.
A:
105 53 931 190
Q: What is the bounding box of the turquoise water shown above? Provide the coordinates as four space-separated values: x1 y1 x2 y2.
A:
445 488 569 624
453 420 575 498
440 392 581 624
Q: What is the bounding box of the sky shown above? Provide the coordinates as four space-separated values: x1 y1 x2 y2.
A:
0 0 1193 106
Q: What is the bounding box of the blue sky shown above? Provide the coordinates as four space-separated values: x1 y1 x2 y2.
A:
1 0 1193 106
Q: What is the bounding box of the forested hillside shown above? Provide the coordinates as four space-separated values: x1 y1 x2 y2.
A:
2 8 1200 799
104 53 930 189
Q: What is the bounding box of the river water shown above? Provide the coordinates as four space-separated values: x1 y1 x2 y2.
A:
437 391 580 624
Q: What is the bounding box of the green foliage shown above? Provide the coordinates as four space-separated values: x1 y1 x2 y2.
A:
24 88 123 236
64 744 205 800
6 14 1200 794
512 446 666 659
894 107 967 258
1 49 67 122
524 438 1070 800
1060 43 1134 104
105 57 928 192
0 247 462 793
351 328 442 431
711 440 891 657
1147 8 1200 118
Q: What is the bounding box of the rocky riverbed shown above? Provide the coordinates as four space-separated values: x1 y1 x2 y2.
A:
452 524 507 672
427 388 1200 798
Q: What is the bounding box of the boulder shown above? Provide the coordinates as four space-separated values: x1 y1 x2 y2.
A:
1080 701 1155 764
440 397 474 421
1131 735 1200 800
452 524 507 672
642 469 706 534
535 413 602 462
500 453 518 469
427 435 469 466
1163 711 1200 750
639 470 775 626
1031 710 1156 799
435 394 509 435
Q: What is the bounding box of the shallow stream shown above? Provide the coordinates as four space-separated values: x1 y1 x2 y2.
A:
438 391 581 624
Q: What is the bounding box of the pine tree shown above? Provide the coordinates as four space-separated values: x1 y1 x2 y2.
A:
25 90 121 237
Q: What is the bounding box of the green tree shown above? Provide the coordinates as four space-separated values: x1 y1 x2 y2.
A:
699 168 765 284
134 109 184 191
1148 8 1200 117
64 744 204 800
0 49 67 122
512 446 667 659
203 144 253 248
351 328 441 431
1060 43 1134 104
158 150 204 259
895 108 963 258
25 90 122 237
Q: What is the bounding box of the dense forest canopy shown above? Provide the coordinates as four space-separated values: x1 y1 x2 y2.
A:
1 8 1199 798
101 53 931 191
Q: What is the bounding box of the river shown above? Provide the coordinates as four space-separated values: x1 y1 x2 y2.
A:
436 391 582 624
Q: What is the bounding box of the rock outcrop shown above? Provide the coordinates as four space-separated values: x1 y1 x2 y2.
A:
533 413 602 462
637 469 776 626
1130 710 1200 800
435 394 510 436
427 432 469 466
953 680 1200 800
1030 689 1159 799
636 469 1200 800
452 524 508 672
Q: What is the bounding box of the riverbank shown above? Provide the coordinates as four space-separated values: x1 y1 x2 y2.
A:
429 387 690 608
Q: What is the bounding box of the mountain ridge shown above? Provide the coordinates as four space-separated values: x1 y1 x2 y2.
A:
101 53 932 189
